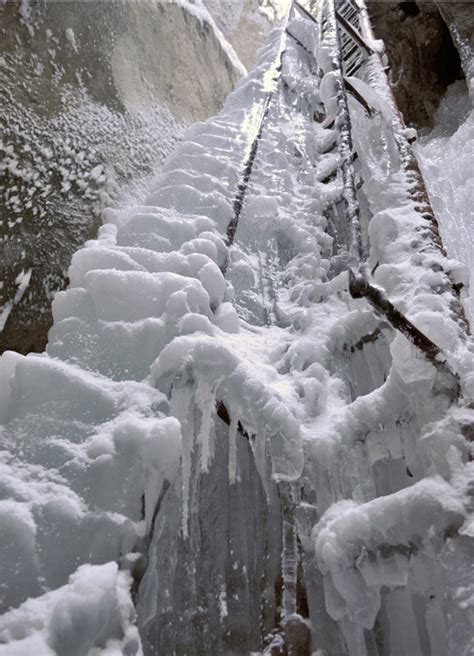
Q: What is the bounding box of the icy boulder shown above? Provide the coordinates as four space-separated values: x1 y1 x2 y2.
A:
313 477 466 629
0 563 141 655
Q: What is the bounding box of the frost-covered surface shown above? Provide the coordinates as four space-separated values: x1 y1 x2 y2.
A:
0 0 245 355
0 3 473 655
175 0 247 77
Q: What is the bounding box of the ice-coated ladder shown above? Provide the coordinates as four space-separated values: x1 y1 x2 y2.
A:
294 0 467 380
212 1 468 651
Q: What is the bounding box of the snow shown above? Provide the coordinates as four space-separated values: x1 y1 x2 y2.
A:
19 0 34 36
0 563 141 656
151 333 304 488
0 269 32 331
0 348 180 651
313 477 465 627
64 27 79 53
0 4 473 655
417 81 474 323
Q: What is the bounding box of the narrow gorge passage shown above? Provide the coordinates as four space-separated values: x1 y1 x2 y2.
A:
0 1 473 655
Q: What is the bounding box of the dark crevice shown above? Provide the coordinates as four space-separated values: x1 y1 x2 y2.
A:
368 1 466 127
398 2 420 19
437 14 464 90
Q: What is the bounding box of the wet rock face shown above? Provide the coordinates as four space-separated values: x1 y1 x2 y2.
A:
437 1 474 91
0 1 242 355
367 1 466 127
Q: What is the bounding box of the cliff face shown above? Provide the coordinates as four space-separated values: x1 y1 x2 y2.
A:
0 0 245 355
2 0 472 357
437 1 474 94
367 1 471 126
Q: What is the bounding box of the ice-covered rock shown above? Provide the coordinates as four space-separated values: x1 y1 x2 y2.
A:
0 3 472 655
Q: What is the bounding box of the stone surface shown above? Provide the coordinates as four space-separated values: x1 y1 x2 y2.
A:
367 1 468 127
0 0 243 355
436 1 474 94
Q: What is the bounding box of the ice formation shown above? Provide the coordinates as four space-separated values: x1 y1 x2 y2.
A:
0 1 473 655
417 81 474 324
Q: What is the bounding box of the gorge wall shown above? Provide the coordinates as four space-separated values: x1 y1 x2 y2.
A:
0 0 248 355
1 0 473 354
367 1 472 126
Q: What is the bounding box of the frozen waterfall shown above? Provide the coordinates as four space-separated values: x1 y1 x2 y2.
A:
0 1 473 655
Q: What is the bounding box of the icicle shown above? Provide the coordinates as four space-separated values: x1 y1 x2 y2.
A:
169 379 195 538
228 408 239 484
280 481 298 619
282 518 298 618
195 378 216 473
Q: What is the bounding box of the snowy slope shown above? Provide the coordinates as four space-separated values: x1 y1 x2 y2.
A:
0 3 473 656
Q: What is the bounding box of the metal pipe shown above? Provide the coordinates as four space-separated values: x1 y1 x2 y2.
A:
349 271 461 395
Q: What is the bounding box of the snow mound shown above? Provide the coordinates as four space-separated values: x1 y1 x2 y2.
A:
0 563 141 656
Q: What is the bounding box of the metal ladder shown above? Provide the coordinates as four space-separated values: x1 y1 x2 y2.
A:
213 1 468 651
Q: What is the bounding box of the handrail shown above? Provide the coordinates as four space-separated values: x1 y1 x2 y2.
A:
223 6 291 260
349 272 461 395
225 93 273 250
353 0 470 333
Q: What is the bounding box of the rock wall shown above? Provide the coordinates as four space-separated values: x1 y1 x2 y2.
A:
208 0 289 70
367 1 470 127
0 0 244 355
437 1 474 95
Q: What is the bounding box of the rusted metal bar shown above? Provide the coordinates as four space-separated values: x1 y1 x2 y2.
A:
280 480 311 655
216 401 252 441
335 9 374 55
286 29 313 57
352 0 470 333
225 93 273 250
294 0 318 24
345 54 364 77
337 0 358 19
343 325 384 353
344 77 373 115
348 271 460 392
224 12 291 258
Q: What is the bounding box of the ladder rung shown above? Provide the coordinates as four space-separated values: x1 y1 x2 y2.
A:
341 33 353 47
343 42 360 62
336 10 374 55
337 0 358 15
345 57 364 77
345 46 364 63
340 5 358 23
